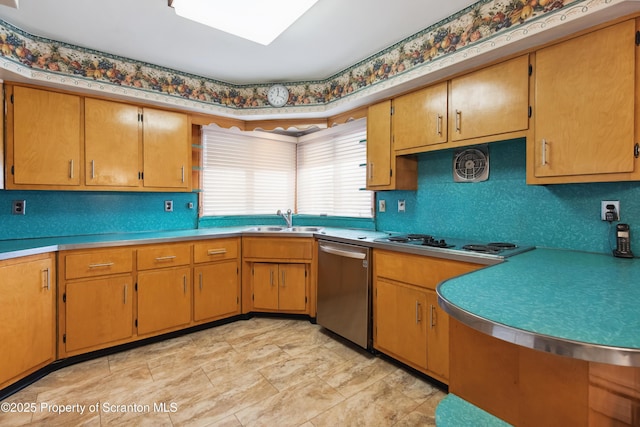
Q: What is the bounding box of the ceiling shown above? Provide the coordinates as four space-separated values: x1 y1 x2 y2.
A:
0 0 477 86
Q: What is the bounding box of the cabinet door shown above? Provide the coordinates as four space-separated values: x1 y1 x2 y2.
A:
427 290 449 380
194 261 240 322
142 108 190 189
393 82 448 150
0 255 55 388
450 55 529 141
11 86 81 186
252 263 279 310
278 263 307 312
374 279 427 370
534 20 635 178
85 98 141 187
137 267 191 335
366 100 392 187
65 276 134 353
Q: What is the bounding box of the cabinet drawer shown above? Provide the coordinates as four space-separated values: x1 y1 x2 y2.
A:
242 237 313 260
194 238 239 263
137 243 191 270
65 248 133 279
374 250 481 290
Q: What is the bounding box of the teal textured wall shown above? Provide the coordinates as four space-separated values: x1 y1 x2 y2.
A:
375 139 640 254
0 191 198 240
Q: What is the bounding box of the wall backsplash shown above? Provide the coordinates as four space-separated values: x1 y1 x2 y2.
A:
0 190 198 240
375 138 640 255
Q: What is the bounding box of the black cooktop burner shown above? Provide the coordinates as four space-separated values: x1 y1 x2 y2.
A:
462 244 502 254
407 234 432 240
487 242 517 250
388 236 410 242
422 236 454 248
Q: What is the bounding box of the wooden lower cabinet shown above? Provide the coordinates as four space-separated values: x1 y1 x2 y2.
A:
194 261 239 322
65 276 134 353
373 249 481 384
375 279 428 370
137 266 191 336
0 253 56 389
252 263 307 312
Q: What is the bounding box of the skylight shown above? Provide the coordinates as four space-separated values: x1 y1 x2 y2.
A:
170 0 319 46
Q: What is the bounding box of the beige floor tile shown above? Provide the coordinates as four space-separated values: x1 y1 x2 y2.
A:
0 317 444 426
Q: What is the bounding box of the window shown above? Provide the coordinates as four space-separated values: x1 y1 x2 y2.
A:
297 120 371 217
201 119 372 217
202 126 296 215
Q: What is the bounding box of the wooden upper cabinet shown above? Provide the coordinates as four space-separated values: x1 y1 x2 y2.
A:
393 82 448 151
9 86 81 187
366 100 417 190
142 108 190 189
531 19 638 183
449 54 530 142
85 98 141 187
367 100 393 188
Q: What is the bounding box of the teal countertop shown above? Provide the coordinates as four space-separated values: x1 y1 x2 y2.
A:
0 227 391 261
437 248 640 366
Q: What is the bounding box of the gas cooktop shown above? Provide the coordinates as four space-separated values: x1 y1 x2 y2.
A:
373 233 534 259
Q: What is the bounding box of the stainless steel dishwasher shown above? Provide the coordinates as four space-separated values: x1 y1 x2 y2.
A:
317 240 371 350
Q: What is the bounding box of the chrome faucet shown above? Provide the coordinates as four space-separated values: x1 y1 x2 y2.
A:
277 209 293 228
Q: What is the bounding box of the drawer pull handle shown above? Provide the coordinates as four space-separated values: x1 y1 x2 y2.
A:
281 270 286 287
124 284 128 305
541 138 548 166
207 249 227 255
183 276 187 294
155 256 177 261
199 272 203 291
455 110 462 133
415 301 421 324
69 159 74 179
88 262 114 268
91 160 95 179
436 113 442 135
181 166 185 183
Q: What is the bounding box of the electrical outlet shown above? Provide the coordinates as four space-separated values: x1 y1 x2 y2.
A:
164 200 173 212
12 200 26 215
601 200 620 221
378 200 386 213
398 200 406 212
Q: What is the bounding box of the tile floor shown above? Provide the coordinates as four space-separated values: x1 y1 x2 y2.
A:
0 317 445 426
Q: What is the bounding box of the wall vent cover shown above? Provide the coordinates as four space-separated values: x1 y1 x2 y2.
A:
453 146 489 182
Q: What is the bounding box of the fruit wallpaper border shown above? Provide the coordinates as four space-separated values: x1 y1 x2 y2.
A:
0 0 607 116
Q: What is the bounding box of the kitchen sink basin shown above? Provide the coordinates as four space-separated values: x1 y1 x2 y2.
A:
243 226 323 233
288 226 323 232
244 226 286 232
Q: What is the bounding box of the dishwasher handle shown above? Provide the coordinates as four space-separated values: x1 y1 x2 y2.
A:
319 243 367 260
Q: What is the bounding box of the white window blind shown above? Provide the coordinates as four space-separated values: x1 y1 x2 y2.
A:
297 119 372 217
202 126 296 215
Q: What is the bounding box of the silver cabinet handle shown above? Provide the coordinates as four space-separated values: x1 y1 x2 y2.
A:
91 160 95 179
155 255 176 261
42 268 50 290
455 110 462 133
69 159 74 179
430 304 436 329
415 301 421 324
88 262 114 268
207 249 227 255
124 284 128 305
181 165 185 183
436 113 442 135
183 275 187 294
541 138 548 166
199 272 203 291
368 162 374 180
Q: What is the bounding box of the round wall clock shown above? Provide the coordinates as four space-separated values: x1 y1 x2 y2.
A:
267 84 289 107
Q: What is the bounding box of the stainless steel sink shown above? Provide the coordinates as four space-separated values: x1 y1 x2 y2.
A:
243 226 323 233
244 226 286 232
288 226 323 232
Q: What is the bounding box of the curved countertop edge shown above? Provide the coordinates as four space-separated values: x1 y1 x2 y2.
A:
437 289 640 367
